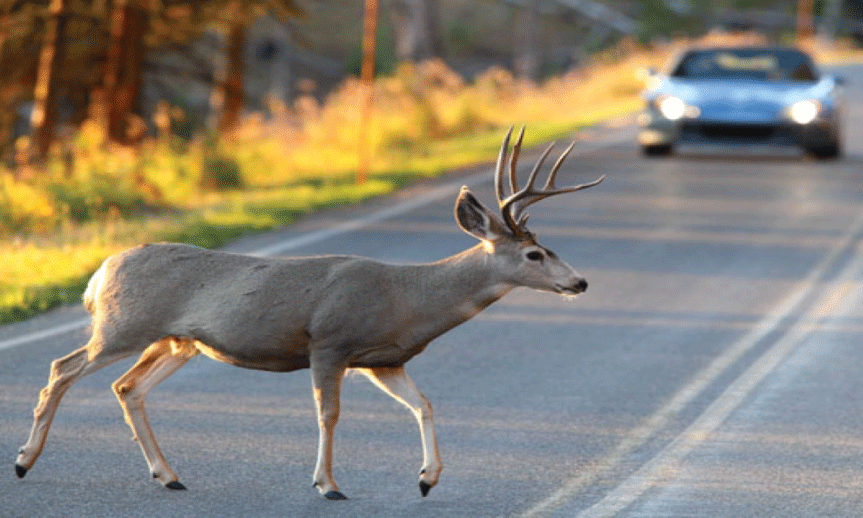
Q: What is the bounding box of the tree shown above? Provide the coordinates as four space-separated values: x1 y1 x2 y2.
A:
514 0 538 81
387 0 441 62
31 0 68 158
3 0 303 154
0 0 49 159
215 1 245 133
212 0 302 135
100 0 150 144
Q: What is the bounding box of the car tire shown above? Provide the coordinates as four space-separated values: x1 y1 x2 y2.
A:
808 142 841 160
641 144 673 157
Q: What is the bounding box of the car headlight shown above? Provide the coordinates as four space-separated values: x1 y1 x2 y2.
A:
652 96 699 120
789 99 821 124
657 97 686 120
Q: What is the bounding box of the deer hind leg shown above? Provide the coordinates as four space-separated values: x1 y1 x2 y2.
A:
357 366 442 497
310 357 348 500
16 343 131 478
112 337 197 489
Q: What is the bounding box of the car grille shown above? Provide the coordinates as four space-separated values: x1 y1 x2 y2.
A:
679 121 798 145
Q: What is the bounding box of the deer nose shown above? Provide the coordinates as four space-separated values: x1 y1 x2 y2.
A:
576 279 588 293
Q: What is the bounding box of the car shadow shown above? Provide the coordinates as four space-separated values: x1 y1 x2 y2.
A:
653 145 861 165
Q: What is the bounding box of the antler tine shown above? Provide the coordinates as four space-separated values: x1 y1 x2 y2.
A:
510 174 605 225
508 126 525 196
543 141 576 190
498 141 556 235
494 126 514 205
494 128 605 237
509 140 578 220
527 142 557 193
504 138 606 228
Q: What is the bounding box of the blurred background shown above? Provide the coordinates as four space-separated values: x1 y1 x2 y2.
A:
1 0 862 323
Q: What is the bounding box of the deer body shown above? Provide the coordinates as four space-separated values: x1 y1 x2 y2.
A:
89 241 511 373
15 127 603 500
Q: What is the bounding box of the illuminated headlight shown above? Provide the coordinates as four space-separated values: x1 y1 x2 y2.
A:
789 100 821 124
653 96 700 120
658 97 686 120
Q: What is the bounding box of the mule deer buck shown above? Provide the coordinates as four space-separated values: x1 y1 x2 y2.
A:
15 127 603 500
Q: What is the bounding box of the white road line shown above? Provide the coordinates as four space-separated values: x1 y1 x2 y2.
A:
0 130 629 353
577 238 863 518
0 318 91 352
521 208 863 517
247 169 492 258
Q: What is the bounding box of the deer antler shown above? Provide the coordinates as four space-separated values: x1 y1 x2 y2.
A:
494 126 605 237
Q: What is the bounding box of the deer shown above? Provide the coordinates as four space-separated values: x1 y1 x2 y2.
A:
14 127 604 500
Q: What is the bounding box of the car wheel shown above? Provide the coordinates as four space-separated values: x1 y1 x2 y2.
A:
641 144 673 157
808 142 841 160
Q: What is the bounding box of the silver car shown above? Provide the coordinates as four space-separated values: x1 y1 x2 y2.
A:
637 46 844 159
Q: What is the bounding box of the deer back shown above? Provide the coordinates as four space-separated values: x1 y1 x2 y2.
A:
85 243 355 371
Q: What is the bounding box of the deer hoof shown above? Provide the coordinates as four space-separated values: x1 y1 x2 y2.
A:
15 464 27 478
165 481 187 490
419 480 432 497
324 490 348 500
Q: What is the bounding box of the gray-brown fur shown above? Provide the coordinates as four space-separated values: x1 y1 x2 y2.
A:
15 127 603 499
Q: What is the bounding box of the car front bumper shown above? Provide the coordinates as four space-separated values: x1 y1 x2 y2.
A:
637 109 840 150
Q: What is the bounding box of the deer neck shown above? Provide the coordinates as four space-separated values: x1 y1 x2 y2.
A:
420 244 514 321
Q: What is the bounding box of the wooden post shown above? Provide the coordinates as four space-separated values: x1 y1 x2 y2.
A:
357 0 378 185
31 0 69 159
797 0 815 43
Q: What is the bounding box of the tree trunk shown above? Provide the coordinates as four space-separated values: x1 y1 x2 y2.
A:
388 0 441 62
514 0 539 82
218 21 246 134
31 0 69 159
102 0 148 144
819 0 844 43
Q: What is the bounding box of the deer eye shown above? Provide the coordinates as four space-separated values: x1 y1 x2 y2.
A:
526 250 544 261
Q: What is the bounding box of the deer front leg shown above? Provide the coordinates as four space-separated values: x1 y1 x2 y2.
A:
357 366 442 497
310 358 348 500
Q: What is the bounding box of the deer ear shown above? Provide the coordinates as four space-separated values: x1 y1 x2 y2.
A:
454 187 508 241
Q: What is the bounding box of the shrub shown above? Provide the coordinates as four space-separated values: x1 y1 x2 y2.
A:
0 174 57 234
200 154 244 190
47 173 149 222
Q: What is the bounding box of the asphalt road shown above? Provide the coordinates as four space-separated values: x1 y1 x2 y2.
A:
2 65 863 517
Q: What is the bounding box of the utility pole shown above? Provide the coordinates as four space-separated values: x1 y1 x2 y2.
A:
357 0 378 185
797 0 815 42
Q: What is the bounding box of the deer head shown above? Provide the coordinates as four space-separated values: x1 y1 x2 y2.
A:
454 126 605 296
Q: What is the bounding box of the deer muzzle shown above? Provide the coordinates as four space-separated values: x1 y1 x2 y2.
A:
556 278 588 295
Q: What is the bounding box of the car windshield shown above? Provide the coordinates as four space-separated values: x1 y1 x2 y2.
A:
670 49 818 82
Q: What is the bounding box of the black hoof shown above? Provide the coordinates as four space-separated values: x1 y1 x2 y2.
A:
324 490 348 500
419 480 432 497
165 481 187 490
15 464 27 479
